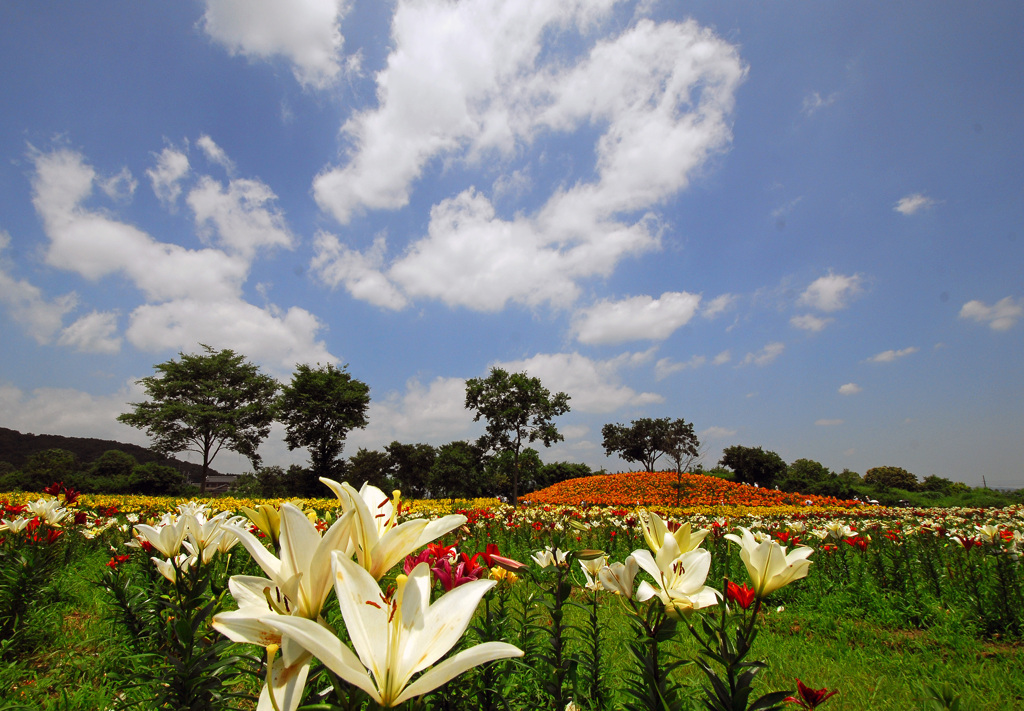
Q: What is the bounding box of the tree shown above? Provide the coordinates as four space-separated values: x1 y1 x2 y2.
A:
429 440 488 499
864 466 918 491
601 417 699 473
465 367 570 506
277 363 370 482
118 345 279 493
346 448 393 492
386 441 436 499
719 445 787 488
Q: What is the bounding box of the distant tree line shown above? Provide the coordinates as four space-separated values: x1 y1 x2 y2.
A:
0 447 195 496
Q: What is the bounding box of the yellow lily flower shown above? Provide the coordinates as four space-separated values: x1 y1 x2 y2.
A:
639 509 710 554
724 526 813 598
262 553 523 707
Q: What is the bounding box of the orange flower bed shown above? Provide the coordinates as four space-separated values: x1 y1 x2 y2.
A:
523 471 861 509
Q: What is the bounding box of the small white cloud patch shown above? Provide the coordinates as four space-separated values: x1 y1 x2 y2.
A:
838 383 862 395
959 297 1022 331
894 193 937 215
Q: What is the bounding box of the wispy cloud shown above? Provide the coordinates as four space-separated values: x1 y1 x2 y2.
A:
790 313 834 332
802 91 838 116
740 342 784 367
838 383 862 395
798 271 864 312
865 346 918 363
959 296 1022 331
894 192 938 215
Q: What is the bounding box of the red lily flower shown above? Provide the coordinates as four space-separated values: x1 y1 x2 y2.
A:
427 541 456 561
431 557 484 592
726 581 757 610
785 679 838 709
403 548 433 574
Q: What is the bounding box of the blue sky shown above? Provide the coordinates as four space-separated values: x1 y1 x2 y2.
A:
1 1 1021 487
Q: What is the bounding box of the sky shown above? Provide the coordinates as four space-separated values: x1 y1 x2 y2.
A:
1 1 1022 488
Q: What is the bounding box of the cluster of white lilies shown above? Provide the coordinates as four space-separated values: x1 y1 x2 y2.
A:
133 479 523 710
540 508 815 617
133 481 816 710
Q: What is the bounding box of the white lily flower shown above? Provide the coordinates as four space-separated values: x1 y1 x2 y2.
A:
724 527 814 597
262 554 523 707
633 535 719 618
320 479 466 580
824 521 855 540
26 498 71 526
212 503 355 711
578 555 608 590
597 556 640 598
532 546 568 568
134 516 189 558
151 553 197 583
639 510 709 554
0 517 30 533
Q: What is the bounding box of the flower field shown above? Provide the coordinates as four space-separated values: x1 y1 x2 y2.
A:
0 477 1022 710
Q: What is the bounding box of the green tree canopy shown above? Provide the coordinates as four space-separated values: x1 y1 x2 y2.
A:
117 345 278 493
601 417 699 473
465 367 570 506
276 363 370 482
429 440 488 499
719 445 787 488
864 465 918 491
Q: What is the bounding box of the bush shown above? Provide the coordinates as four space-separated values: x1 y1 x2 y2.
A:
864 466 918 491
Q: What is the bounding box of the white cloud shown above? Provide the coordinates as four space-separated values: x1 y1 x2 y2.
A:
349 376 477 449
740 342 784 367
0 231 78 344
712 350 731 366
196 135 236 174
790 313 834 332
201 0 352 89
815 418 844 426
57 310 121 354
838 383 862 395
496 351 664 414
801 91 838 116
29 146 336 374
655 354 705 380
147 147 190 208
866 346 918 363
187 175 294 259
894 192 937 215
702 293 736 319
797 271 863 312
312 233 408 310
700 426 736 440
959 297 1022 331
312 9 745 312
0 380 147 443
100 167 137 202
573 291 701 345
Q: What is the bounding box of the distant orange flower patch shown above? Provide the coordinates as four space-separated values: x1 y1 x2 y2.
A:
523 472 860 509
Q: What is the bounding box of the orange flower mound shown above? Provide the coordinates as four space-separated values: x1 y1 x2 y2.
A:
524 471 860 509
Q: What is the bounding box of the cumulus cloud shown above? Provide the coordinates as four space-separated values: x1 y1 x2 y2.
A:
28 146 335 373
702 293 736 319
894 192 937 215
196 134 236 174
147 147 190 208
797 271 863 312
496 351 664 413
740 342 784 367
312 7 746 312
573 291 701 345
866 346 918 363
790 313 834 332
0 231 77 344
0 380 147 443
655 354 706 380
57 310 122 354
201 0 352 89
349 376 477 449
838 382 862 395
712 350 731 366
312 233 408 310
959 297 1022 331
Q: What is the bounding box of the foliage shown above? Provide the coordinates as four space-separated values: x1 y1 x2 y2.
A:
864 466 919 491
719 446 787 489
429 440 490 499
277 363 370 483
465 367 571 506
777 459 854 500
118 345 279 493
602 417 699 474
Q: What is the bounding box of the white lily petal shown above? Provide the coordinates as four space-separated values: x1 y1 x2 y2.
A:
410 577 496 675
394 641 523 706
331 551 388 679
256 656 311 711
211 609 281 648
261 616 382 705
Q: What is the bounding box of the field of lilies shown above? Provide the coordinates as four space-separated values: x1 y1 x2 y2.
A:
0 476 1022 710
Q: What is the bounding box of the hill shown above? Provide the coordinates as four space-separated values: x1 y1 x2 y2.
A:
0 426 219 481
523 470 861 509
